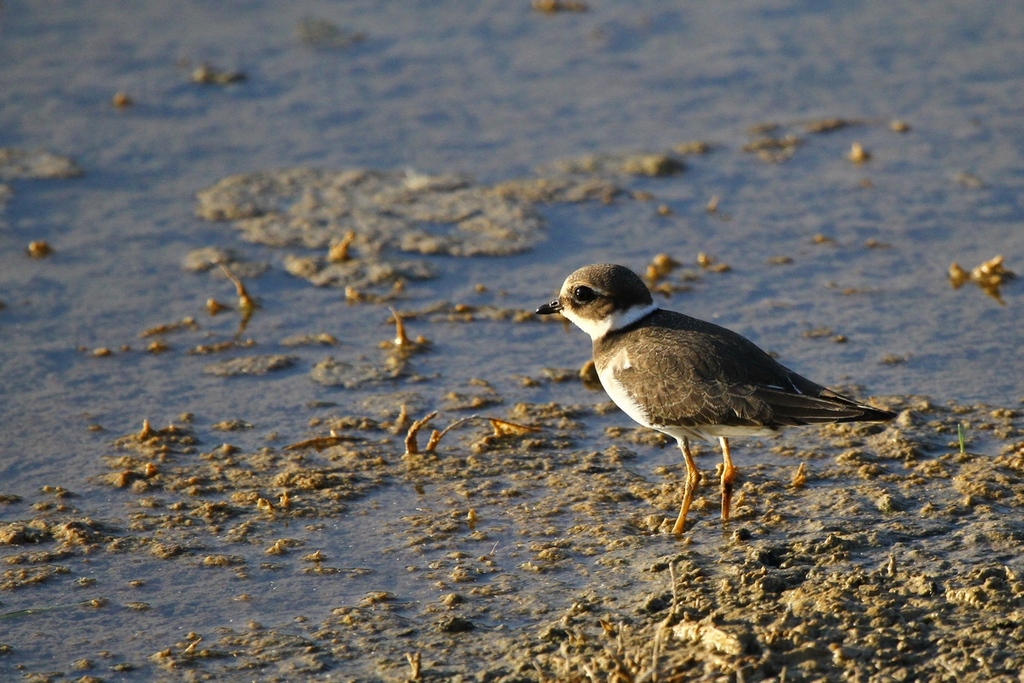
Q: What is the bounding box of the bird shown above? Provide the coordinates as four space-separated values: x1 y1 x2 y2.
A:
536 263 895 533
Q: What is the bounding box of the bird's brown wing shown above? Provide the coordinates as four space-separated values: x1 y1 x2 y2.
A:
600 313 893 430
601 326 777 430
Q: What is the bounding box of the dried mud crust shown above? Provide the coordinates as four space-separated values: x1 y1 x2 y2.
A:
3 397 1024 681
0 148 82 211
0 148 83 181
194 168 621 290
192 151 702 291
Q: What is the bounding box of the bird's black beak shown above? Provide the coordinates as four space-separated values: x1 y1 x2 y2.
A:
536 299 562 315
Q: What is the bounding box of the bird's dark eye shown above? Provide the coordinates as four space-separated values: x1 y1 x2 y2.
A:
573 285 597 303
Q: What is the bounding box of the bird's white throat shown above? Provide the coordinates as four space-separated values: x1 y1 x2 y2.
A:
563 302 658 340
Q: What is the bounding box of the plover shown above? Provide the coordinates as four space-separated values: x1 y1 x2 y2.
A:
537 263 894 533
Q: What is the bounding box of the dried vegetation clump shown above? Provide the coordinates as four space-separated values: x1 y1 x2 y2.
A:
949 254 1015 304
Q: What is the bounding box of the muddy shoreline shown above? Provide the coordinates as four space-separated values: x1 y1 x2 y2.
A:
3 388 1023 681
4 2 1024 681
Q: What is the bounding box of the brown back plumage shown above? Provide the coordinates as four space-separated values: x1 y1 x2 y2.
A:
595 308 895 432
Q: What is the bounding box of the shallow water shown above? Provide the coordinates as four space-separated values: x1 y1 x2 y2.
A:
2 1 1024 681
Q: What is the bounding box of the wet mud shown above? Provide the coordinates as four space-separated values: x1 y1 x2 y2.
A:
3 378 1023 681
4 128 1023 682
3 133 1024 682
4 3 1024 682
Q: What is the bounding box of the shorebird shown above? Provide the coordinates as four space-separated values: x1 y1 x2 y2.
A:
537 263 894 533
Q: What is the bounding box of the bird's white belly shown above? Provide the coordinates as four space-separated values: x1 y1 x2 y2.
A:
596 350 653 429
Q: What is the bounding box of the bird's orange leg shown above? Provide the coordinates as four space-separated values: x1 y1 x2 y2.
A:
672 437 700 534
719 437 736 522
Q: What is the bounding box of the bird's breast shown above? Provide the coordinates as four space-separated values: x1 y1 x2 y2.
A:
596 348 652 428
